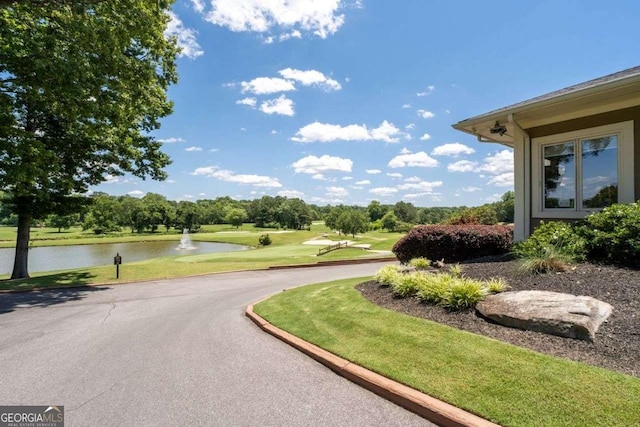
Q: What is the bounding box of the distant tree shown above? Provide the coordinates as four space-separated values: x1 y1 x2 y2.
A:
324 206 345 233
47 213 78 232
338 209 369 238
393 201 418 224
175 201 202 232
381 211 398 232
367 200 387 222
471 205 499 225
225 208 247 229
83 194 122 234
494 191 515 223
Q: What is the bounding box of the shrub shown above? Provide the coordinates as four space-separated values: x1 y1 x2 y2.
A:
392 224 513 264
448 263 463 277
409 257 431 270
439 278 488 310
416 273 454 304
575 202 640 267
513 220 585 260
391 272 425 297
258 234 272 246
517 246 572 274
374 264 402 287
486 277 510 293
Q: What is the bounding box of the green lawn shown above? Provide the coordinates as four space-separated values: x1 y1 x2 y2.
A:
254 278 640 427
0 224 401 291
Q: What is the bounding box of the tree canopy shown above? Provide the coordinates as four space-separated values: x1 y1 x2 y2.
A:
0 1 179 278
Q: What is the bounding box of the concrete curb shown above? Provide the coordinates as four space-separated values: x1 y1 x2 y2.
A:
246 304 500 427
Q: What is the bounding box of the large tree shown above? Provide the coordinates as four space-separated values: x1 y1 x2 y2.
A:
0 1 179 278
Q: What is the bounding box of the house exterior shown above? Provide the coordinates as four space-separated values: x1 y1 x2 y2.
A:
453 66 640 241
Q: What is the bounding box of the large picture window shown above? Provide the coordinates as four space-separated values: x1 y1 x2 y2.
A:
533 121 633 218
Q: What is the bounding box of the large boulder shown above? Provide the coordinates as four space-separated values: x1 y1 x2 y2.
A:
476 291 613 341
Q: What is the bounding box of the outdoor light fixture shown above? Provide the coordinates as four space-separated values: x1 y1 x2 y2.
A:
489 121 508 136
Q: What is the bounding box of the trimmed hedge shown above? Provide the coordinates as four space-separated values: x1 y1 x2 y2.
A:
392 224 513 263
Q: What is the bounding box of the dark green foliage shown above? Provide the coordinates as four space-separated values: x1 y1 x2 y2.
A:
576 202 640 267
258 234 272 246
392 225 513 263
513 220 585 261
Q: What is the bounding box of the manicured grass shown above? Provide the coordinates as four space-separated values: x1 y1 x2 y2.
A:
254 278 640 427
0 225 401 291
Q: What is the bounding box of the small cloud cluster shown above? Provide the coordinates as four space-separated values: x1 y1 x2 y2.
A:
292 120 404 143
199 0 347 41
447 149 514 187
192 166 282 188
232 68 340 116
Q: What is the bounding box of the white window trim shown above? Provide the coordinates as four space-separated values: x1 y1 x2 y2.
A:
532 120 634 219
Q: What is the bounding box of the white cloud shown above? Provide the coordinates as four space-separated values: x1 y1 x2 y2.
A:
236 97 257 108
397 180 443 192
192 167 282 187
127 190 144 197
370 187 398 196
417 109 435 119
203 0 345 39
487 172 514 187
270 130 279 134
416 85 435 97
291 154 353 174
419 133 431 141
431 142 475 157
405 123 415 130
191 0 205 13
402 104 412 109
370 120 402 143
278 68 341 91
311 173 326 180
387 173 402 178
326 186 349 197
404 176 422 183
366 169 381 174
477 149 514 175
342 176 353 180
462 186 481 192
355 180 370 185
260 95 295 116
291 120 402 143
165 12 204 59
157 137 185 144
185 146 203 152
448 160 478 172
388 151 438 168
278 189 304 198
399 147 412 154
240 77 296 95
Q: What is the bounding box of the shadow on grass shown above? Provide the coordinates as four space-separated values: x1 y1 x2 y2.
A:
0 271 109 314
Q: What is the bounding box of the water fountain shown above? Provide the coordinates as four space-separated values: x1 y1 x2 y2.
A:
177 228 196 250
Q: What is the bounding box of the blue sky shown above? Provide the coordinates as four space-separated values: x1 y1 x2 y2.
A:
93 0 640 207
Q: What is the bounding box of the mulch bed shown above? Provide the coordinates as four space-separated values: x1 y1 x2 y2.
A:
356 257 639 378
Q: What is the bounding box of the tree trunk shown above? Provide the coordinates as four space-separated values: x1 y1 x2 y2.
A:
11 213 32 279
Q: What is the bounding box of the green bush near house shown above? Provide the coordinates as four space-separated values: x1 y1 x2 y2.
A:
513 220 585 261
576 202 640 267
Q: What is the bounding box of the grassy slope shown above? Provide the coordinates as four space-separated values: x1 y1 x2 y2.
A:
0 224 401 290
254 278 640 427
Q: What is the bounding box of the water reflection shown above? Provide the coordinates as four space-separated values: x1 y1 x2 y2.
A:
0 240 248 275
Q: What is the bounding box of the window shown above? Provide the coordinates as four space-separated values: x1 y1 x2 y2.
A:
533 121 633 218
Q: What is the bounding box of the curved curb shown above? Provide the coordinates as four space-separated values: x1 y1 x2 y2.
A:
246 303 500 427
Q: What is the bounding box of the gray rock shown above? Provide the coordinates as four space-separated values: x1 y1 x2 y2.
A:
476 290 613 341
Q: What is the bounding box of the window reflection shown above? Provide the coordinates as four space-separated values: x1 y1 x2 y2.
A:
582 136 618 208
544 142 575 209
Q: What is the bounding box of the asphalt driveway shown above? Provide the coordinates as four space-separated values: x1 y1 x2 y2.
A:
0 263 432 426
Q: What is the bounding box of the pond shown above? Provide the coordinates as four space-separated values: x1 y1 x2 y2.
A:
0 240 249 275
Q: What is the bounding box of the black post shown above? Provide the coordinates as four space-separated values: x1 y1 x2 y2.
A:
114 253 122 279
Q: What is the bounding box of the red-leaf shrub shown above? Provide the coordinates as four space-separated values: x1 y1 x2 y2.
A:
392 224 513 263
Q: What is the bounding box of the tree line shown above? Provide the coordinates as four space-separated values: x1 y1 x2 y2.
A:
0 191 515 235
